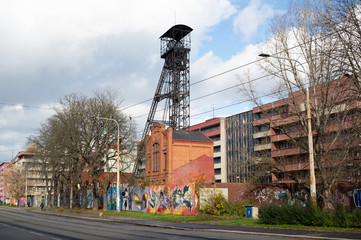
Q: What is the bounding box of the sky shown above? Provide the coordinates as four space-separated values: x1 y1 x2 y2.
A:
0 0 290 163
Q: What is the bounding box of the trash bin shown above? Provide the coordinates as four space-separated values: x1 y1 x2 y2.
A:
245 205 258 219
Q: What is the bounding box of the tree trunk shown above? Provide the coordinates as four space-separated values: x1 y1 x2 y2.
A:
322 187 335 211
92 187 99 210
70 179 73 209
103 191 107 211
53 178 58 208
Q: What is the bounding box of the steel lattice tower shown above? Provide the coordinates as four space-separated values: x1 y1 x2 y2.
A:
142 24 192 140
134 25 192 178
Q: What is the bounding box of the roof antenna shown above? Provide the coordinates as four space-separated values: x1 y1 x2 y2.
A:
174 11 176 25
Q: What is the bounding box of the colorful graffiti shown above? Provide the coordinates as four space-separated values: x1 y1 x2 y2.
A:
130 186 148 212
148 184 195 215
86 190 93 209
254 188 308 207
122 187 130 210
107 187 119 210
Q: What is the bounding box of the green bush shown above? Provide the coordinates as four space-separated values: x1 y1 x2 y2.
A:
200 192 249 216
346 208 361 228
259 203 361 228
200 192 228 215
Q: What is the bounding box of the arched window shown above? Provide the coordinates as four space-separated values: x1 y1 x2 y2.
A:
153 143 160 172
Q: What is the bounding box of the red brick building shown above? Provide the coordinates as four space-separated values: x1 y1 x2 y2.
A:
145 122 214 185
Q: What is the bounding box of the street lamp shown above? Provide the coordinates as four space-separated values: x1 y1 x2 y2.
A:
258 53 317 203
97 117 121 212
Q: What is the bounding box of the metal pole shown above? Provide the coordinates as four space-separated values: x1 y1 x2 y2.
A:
306 89 316 202
259 53 317 203
25 174 27 207
97 117 121 212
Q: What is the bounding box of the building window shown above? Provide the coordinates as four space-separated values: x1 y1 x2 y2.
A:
214 157 221 164
164 152 167 171
210 135 220 142
201 124 220 133
214 146 221 153
147 156 151 173
214 168 221 175
153 143 160 172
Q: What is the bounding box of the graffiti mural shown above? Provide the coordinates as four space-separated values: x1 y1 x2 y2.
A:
107 187 121 210
354 189 361 208
87 190 93 209
122 187 130 210
254 188 309 207
130 187 148 212
254 188 283 204
148 184 195 215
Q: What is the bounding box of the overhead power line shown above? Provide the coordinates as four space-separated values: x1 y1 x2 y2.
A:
121 29 337 113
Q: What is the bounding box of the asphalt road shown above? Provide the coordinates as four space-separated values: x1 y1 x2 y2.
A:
0 207 298 240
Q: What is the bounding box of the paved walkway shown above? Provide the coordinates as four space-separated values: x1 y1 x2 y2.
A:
28 209 361 240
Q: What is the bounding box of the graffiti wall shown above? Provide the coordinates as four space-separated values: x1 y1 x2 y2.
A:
148 184 196 215
130 186 148 212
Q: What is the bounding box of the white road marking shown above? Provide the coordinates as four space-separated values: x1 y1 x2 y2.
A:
30 231 44 236
14 227 25 231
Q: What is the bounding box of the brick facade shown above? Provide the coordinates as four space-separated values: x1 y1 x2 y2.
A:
145 122 214 185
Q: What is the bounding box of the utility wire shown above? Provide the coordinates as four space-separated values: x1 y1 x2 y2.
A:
120 29 337 112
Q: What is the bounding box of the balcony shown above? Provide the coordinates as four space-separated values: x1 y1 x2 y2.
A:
213 140 221 146
254 143 271 151
253 130 271 139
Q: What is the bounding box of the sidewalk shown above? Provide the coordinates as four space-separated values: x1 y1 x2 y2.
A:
28 209 361 240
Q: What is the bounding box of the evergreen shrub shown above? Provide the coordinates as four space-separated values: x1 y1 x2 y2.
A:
259 203 361 228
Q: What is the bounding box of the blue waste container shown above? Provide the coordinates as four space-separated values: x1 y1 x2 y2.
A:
245 205 259 219
245 205 253 219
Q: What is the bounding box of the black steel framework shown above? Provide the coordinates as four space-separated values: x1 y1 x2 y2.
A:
134 24 192 178
142 24 192 140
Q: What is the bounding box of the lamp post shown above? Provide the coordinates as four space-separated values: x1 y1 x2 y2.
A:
258 53 317 203
25 174 27 207
97 117 121 212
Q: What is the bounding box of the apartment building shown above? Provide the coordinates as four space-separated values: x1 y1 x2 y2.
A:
0 162 9 204
11 151 51 206
253 75 361 187
226 111 256 183
189 118 227 183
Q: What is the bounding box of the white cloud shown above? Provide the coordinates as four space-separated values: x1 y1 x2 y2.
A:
233 0 285 40
0 0 238 161
0 0 291 162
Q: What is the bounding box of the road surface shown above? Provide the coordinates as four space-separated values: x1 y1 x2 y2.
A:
1 207 298 240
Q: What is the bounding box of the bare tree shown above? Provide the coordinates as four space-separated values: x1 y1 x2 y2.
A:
242 0 361 210
5 165 26 207
319 0 361 91
29 90 137 210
